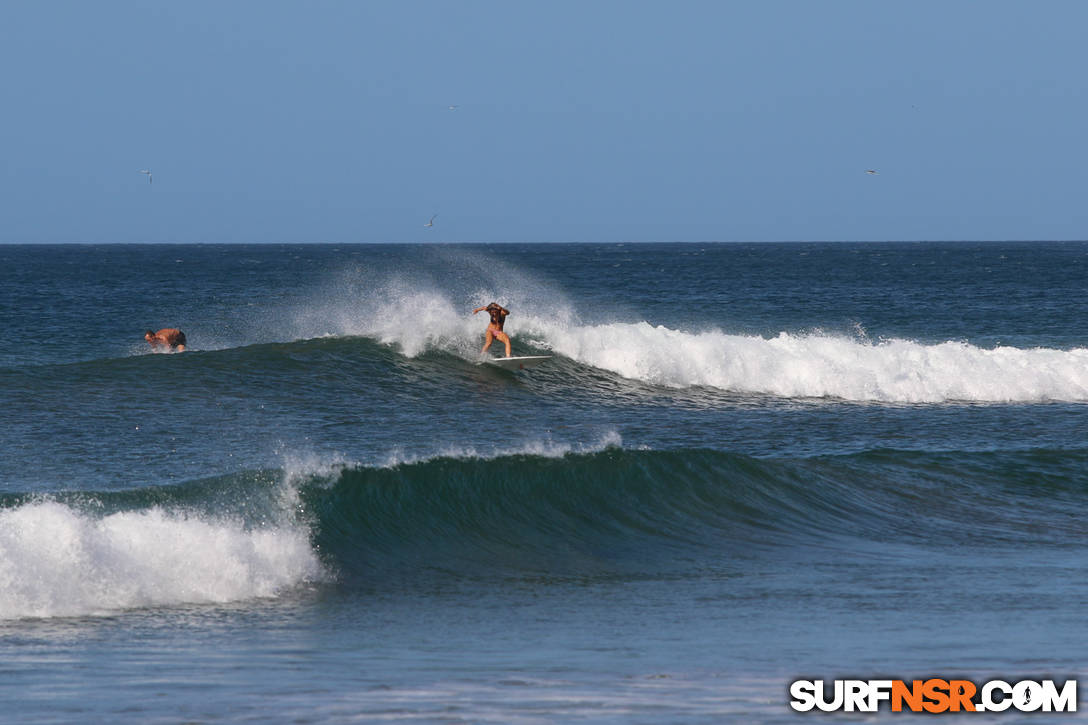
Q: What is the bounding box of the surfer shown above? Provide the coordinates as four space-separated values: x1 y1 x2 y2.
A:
144 328 187 352
473 302 511 357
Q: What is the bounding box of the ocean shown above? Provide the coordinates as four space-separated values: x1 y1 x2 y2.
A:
0 241 1085 722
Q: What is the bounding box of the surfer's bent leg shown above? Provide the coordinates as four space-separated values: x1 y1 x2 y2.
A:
496 331 511 357
481 329 494 354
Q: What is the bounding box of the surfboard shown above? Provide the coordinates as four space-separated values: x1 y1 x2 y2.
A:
483 355 553 371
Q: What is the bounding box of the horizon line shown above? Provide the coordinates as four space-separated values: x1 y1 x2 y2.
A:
2 238 1086 246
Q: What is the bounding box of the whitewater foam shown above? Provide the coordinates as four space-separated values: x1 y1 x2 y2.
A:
0 500 323 620
294 279 1088 403
521 319 1088 403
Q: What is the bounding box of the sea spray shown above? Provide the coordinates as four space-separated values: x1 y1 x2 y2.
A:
374 429 625 468
283 251 579 359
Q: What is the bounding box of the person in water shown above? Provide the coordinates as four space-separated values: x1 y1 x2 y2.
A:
144 328 187 352
473 302 511 357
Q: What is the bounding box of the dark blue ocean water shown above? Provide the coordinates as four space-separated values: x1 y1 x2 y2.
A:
1 242 1086 722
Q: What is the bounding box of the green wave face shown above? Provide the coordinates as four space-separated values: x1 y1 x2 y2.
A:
4 445 1083 605
299 446 1088 582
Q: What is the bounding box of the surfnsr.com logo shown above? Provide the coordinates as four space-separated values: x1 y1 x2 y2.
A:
790 679 1077 713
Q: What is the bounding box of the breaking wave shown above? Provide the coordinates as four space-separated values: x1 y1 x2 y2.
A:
3 444 1083 619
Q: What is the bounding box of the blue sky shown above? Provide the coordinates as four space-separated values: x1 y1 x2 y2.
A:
2 1 1086 243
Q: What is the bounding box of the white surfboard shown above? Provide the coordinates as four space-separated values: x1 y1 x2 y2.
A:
483 355 553 371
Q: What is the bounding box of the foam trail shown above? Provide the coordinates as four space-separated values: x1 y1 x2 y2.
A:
522 319 1088 403
0 501 323 620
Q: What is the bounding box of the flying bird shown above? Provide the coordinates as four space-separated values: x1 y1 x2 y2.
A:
424 214 437 228
865 169 878 175
448 105 460 111
139 169 153 184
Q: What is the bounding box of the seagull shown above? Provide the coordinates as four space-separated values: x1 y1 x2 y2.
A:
424 214 437 228
865 169 878 175
139 169 153 184
448 105 460 111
